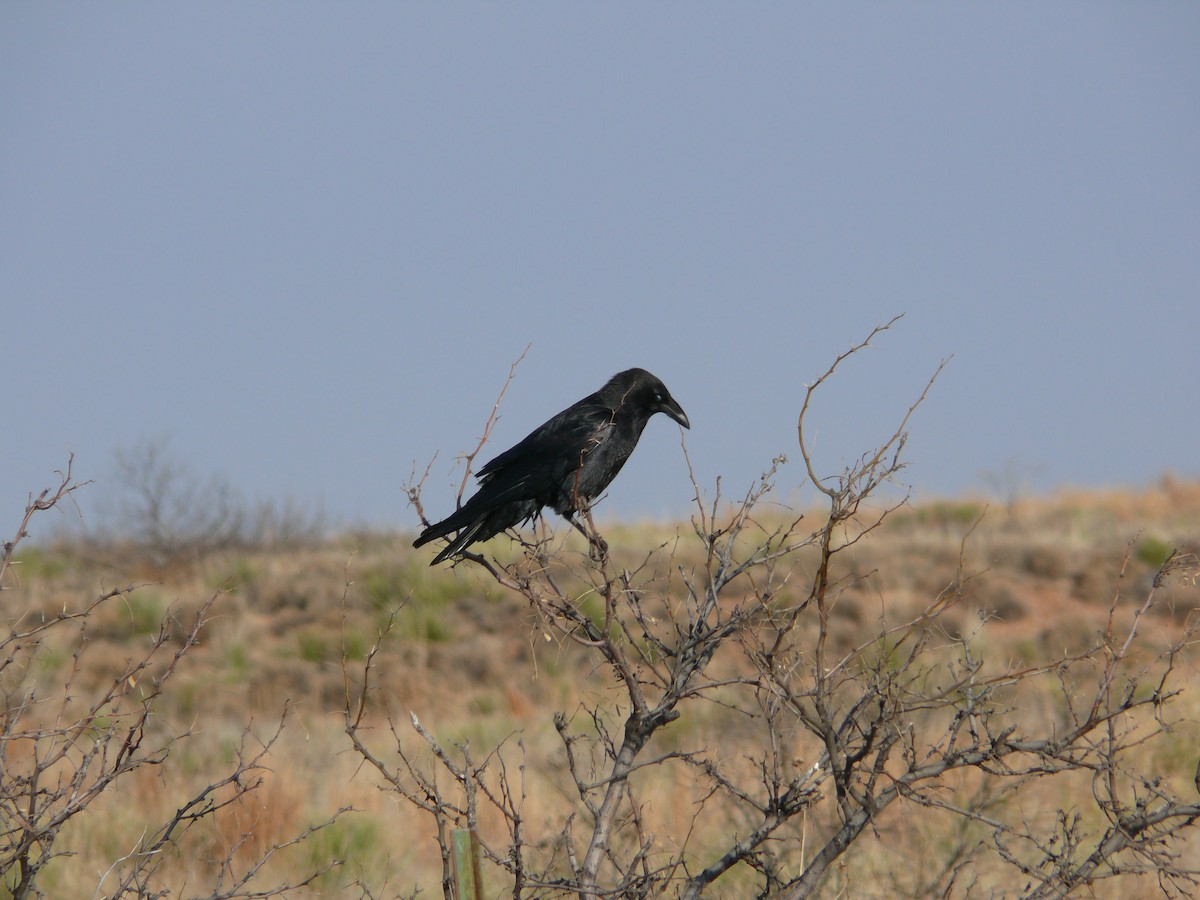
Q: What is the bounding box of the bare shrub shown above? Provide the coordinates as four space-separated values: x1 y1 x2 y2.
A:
1 461 347 898
88 437 324 569
348 320 1200 897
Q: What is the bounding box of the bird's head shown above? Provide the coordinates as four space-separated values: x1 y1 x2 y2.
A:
648 380 690 430
614 368 690 430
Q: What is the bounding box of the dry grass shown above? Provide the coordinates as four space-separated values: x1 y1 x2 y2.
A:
5 482 1200 897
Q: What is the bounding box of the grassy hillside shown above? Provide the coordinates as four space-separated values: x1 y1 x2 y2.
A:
3 480 1199 898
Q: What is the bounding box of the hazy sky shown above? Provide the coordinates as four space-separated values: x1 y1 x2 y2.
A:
4 3 1198 533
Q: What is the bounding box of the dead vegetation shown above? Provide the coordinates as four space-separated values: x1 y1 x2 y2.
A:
4 326 1200 897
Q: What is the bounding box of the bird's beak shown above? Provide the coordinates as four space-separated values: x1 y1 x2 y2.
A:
663 399 690 430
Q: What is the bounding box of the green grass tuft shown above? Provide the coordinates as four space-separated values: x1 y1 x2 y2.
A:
8 546 70 581
124 590 167 636
1136 535 1174 568
298 630 331 663
207 556 261 591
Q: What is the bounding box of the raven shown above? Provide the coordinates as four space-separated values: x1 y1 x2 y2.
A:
414 368 689 565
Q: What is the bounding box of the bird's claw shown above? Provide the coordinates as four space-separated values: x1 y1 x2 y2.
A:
588 533 609 563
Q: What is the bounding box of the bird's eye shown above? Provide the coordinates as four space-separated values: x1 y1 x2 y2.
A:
654 391 663 402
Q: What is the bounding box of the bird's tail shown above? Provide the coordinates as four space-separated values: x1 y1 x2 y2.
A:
412 517 489 566
413 497 538 565
413 507 491 565
412 503 477 549
428 520 488 565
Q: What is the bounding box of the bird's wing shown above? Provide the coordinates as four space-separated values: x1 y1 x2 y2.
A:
478 402 610 478
470 404 605 496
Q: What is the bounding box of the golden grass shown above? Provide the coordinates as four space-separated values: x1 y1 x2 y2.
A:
4 483 1200 897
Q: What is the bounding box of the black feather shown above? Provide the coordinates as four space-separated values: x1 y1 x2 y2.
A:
414 368 689 565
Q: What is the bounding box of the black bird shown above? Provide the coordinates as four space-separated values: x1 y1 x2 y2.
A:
414 368 689 565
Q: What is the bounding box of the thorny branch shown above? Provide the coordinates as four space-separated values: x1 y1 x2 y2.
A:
369 324 1200 897
3 463 350 899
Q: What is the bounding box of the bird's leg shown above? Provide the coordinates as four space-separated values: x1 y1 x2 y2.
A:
567 511 609 563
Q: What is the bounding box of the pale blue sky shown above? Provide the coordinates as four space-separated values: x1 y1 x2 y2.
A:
4 3 1198 532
